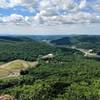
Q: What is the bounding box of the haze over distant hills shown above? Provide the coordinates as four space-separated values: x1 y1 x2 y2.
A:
0 35 67 42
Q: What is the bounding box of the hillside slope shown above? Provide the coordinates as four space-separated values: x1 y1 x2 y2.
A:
51 35 100 52
0 40 58 62
0 59 38 78
0 36 33 42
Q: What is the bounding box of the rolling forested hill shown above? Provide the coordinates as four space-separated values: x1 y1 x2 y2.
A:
0 36 32 42
0 36 59 62
51 35 100 53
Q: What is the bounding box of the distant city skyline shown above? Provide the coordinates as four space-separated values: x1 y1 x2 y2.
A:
0 0 100 35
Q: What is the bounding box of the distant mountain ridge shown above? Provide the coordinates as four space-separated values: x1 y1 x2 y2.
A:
0 35 68 42
51 37 72 45
28 35 67 41
50 35 100 53
0 36 33 42
51 35 100 45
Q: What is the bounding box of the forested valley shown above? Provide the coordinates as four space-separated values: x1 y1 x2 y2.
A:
0 35 100 100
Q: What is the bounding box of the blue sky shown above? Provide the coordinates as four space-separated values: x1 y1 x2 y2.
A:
0 6 35 16
0 0 99 35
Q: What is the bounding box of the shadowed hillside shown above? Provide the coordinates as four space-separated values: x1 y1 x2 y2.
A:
0 36 33 42
51 35 100 53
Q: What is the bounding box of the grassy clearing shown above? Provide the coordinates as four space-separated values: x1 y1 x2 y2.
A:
0 59 38 79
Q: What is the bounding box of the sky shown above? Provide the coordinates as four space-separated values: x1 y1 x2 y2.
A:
0 0 100 35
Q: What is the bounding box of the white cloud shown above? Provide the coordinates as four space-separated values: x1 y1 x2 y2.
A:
32 11 100 25
0 12 99 26
0 0 100 25
0 0 9 8
0 14 30 25
79 0 87 9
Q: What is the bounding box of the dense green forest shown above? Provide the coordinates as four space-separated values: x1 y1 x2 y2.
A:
0 37 58 62
0 35 100 100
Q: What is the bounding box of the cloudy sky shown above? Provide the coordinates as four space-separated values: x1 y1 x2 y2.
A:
0 0 100 35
